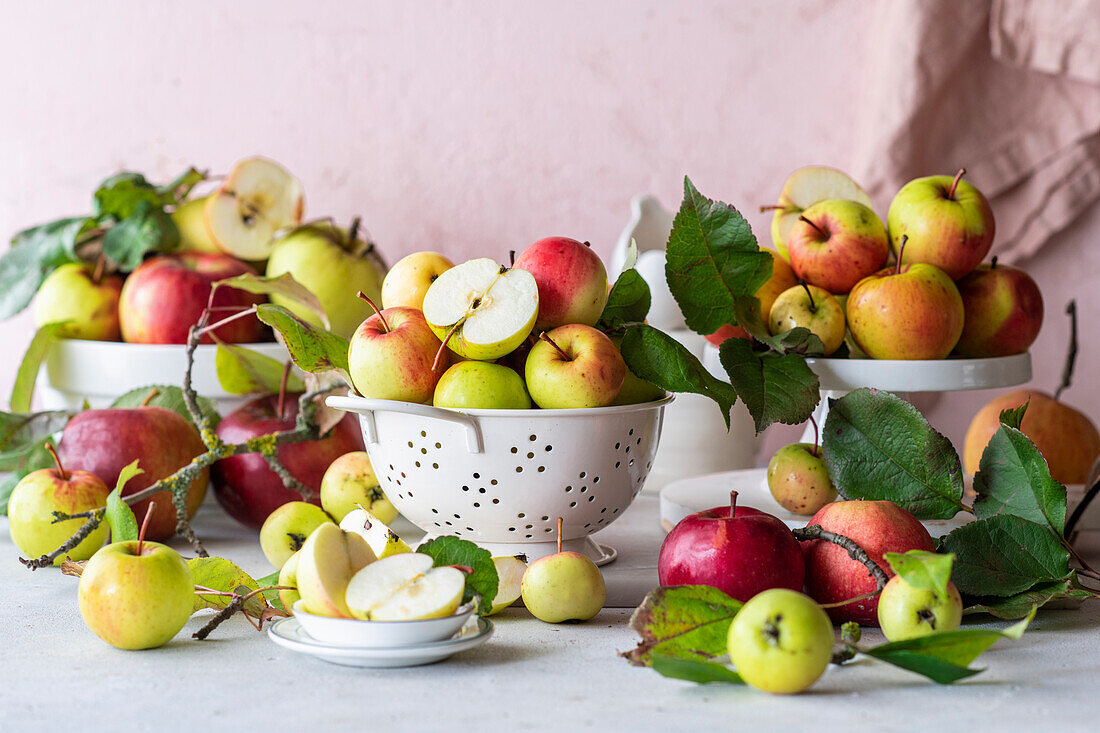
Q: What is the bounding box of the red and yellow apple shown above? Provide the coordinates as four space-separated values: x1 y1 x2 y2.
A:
954 260 1043 358
348 306 447 403
524 325 625 409
767 166 874 260
768 283 846 356
786 199 889 295
514 237 608 330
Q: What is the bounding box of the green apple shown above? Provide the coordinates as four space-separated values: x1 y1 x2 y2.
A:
203 157 303 261
78 540 195 649
421 257 539 361
345 553 466 621
258 500 334 569
433 361 532 409
320 451 397 524
727 588 834 694
266 221 388 337
339 507 412 558
8 453 111 564
877 574 963 641
768 167 873 260
521 547 606 623
766 443 837 516
608 336 665 405
381 251 454 310
171 196 221 254
954 260 1044 358
278 550 302 611
489 555 527 615
34 263 124 341
294 522 377 618
887 170 994 281
524 325 626 409
786 199 889 295
768 283 846 356
348 305 448 403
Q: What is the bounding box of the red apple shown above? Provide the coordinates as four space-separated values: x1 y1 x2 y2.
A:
786 199 889 294
802 499 935 625
658 493 805 602
705 324 751 346
954 259 1043 358
212 394 366 529
58 406 209 541
119 252 266 344
347 305 448 403
514 237 608 330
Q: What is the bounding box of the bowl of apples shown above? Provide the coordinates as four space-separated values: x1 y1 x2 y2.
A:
328 238 673 565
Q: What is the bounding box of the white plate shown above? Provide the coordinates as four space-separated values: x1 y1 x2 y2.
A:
268 616 493 668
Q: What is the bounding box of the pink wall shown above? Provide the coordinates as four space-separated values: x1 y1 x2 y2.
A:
2 1 1096 460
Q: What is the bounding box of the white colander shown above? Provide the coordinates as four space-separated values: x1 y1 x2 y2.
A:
325 394 673 565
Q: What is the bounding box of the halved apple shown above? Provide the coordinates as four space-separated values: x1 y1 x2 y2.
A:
488 555 527 615
769 167 872 259
339 507 412 558
204 157 304 261
294 523 377 618
278 549 302 612
421 258 539 361
345 553 466 621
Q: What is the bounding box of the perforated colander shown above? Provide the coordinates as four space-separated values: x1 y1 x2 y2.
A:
325 395 673 565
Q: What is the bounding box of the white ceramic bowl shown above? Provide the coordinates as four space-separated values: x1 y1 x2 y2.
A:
291 601 475 647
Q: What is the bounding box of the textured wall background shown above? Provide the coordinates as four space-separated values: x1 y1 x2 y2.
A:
1 0 1096 459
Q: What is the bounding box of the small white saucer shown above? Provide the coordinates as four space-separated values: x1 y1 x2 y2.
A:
268 616 493 668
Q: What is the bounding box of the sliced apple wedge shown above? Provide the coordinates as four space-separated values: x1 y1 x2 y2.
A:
294 523 377 618
769 167 872 260
339 507 413 558
421 258 539 361
488 555 527 615
278 549 302 612
204 157 303 261
345 553 466 621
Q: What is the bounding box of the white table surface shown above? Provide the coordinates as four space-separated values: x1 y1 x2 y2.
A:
2 494 1099 733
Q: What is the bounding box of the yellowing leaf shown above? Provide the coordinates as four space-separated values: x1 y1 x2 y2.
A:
188 557 265 618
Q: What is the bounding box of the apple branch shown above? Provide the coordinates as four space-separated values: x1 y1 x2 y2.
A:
18 512 105 570
792 524 889 591
1055 300 1078 401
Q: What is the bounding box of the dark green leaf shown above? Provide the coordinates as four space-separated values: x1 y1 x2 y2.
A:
821 389 965 519
940 515 1070 596
730 296 825 356
884 551 954 598
110 385 220 429
665 177 772 335
966 578 1094 619
93 172 163 220
999 401 1028 431
10 322 70 413
619 324 736 428
215 273 329 330
651 655 744 685
0 409 74 472
598 268 652 331
718 337 820 432
973 425 1066 534
863 649 982 684
256 304 350 375
215 343 304 396
417 536 499 615
0 217 90 320
622 585 743 666
101 200 180 270
104 460 142 542
157 168 205 203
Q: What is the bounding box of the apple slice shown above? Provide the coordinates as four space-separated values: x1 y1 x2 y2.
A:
421 258 539 361
769 167 872 259
204 157 303 261
278 549 302 612
345 553 466 621
294 523 377 618
339 507 412 558
488 555 527 615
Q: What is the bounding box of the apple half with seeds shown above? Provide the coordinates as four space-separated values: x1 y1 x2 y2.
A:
295 523 377 618
204 157 304 261
345 553 466 621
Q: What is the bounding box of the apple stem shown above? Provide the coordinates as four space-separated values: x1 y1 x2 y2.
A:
556 516 563 554
947 168 966 200
136 499 157 556
539 332 572 362
990 255 998 270
45 441 68 481
1055 300 1078 401
433 320 463 373
509 249 516 266
798 215 826 238
758 204 785 212
356 291 389 333
810 415 820 454
729 490 738 516
348 216 361 247
895 235 908 276
799 281 816 314
277 361 292 420
139 387 160 408
92 253 107 285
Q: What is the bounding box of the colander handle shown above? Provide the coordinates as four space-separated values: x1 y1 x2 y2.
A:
325 395 484 453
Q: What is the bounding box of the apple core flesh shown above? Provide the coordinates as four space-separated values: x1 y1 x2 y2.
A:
770 166 874 259
295 523 377 618
345 553 465 621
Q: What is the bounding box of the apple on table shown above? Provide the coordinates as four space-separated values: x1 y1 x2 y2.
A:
521 518 605 623
320 451 397 524
259 500 334 569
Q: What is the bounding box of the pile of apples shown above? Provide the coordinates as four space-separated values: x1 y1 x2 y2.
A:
348 237 662 410
710 166 1044 361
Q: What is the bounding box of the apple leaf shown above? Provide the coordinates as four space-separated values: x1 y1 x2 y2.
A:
821 389 966 519
215 272 331 330
104 460 143 542
0 474 18 515
417 535 499 616
998 400 1028 431
884 551 954 598
651 655 744 685
729 296 826 356
665 176 772 336
619 324 737 428
256 304 350 376
718 337 820 432
110 385 220 429
215 343 305 396
101 200 180 271
939 515 1070 597
597 268 651 331
188 556 266 618
93 172 168 221
965 577 1095 619
157 167 206 202
9 321 71 413
622 585 743 666
0 217 90 321
0 409 74 472
973 425 1066 535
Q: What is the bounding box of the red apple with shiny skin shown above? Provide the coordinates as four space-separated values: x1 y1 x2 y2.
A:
658 493 805 602
802 499 935 625
212 394 365 529
954 258 1043 358
787 199 889 294
119 252 267 344
514 237 608 330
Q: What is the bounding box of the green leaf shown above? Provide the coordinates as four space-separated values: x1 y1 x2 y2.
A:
215 272 330 330
93 172 164 221
718 337 820 432
998 400 1028 430
651 655 744 685
665 177 772 335
188 556 266 618
215 343 304 396
622 585 743 666
104 460 142 542
254 569 286 611
973 425 1066 535
884 551 954 598
101 200 180 270
0 217 90 320
729 296 826 356
821 389 965 519
10 321 70 413
0 473 19 515
417 536 499 615
940 515 1070 597
619 324 736 428
158 168 205 203
0 409 74 472
110 385 220 429
966 578 1094 619
598 268 651 331
256 304 350 375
